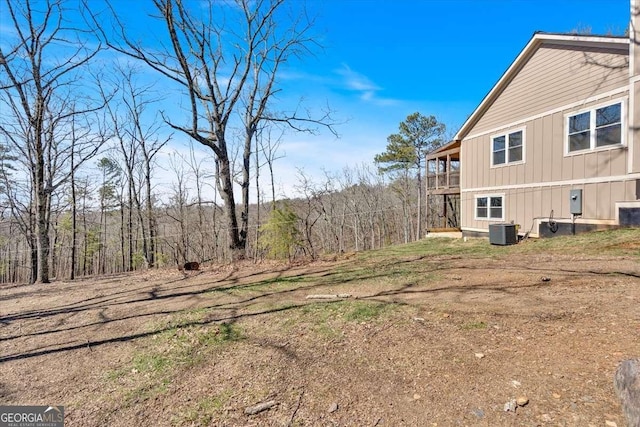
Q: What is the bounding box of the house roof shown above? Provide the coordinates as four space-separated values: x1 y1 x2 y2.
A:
426 139 460 160
453 32 629 141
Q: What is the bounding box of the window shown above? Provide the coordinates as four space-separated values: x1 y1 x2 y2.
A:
568 111 590 152
596 103 621 147
492 129 524 166
567 101 623 153
475 195 504 220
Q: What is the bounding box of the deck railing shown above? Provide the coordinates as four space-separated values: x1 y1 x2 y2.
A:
427 171 460 190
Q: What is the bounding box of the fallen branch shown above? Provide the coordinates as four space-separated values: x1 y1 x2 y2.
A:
305 294 352 300
287 389 304 427
245 400 278 416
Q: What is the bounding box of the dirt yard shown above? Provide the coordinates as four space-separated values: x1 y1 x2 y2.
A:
1 230 639 426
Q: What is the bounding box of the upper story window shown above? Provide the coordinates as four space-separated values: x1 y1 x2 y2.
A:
567 101 623 153
492 129 524 167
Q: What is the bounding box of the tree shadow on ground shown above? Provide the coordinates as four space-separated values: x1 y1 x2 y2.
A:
0 265 351 355
0 304 299 363
0 264 332 324
1 258 636 363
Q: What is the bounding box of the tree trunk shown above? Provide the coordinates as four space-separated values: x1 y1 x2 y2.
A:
133 194 149 268
416 166 422 240
254 137 261 260
51 220 58 279
70 153 77 280
240 131 253 258
120 196 126 272
30 231 37 285
36 179 50 283
127 180 134 271
82 190 88 276
217 153 243 260
99 170 106 275
146 167 156 268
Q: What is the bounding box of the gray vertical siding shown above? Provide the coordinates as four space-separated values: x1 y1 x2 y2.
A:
470 44 628 135
462 95 630 189
459 40 639 234
461 180 635 234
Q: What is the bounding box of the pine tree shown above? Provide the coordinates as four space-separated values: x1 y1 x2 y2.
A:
258 204 302 261
0 142 16 197
374 113 446 241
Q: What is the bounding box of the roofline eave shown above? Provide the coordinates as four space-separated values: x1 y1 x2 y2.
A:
453 33 630 141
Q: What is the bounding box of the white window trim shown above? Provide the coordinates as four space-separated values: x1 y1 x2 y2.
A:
564 98 627 157
474 193 505 221
490 127 526 168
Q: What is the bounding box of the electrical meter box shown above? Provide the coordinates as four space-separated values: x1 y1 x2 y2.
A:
569 189 582 215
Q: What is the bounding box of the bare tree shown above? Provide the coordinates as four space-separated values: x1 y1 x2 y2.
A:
0 0 106 283
95 0 334 260
252 125 285 259
96 156 120 274
165 153 191 266
293 169 325 259
118 67 169 268
314 170 343 253
97 64 169 270
174 142 219 262
67 114 103 279
0 152 36 281
99 82 137 272
258 126 286 209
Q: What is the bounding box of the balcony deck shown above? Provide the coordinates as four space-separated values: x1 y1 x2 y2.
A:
426 140 462 231
426 140 460 195
427 171 460 194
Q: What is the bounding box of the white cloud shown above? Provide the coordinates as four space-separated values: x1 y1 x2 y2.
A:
335 64 381 92
334 64 400 106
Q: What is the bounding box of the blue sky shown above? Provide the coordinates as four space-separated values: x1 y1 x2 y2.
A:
0 0 632 200
259 0 631 196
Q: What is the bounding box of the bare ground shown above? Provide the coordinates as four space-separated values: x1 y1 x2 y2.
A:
1 232 639 426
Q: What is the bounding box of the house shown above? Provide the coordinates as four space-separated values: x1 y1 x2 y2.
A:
427 5 640 238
